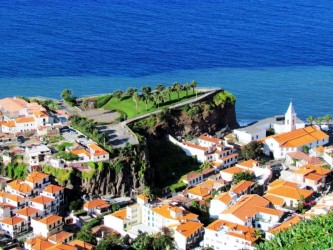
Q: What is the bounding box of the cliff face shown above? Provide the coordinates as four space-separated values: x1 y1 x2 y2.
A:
146 98 238 139
69 145 152 197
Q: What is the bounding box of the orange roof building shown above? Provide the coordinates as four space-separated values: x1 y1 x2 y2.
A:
25 236 55 250
83 199 110 215
68 240 96 250
262 126 329 159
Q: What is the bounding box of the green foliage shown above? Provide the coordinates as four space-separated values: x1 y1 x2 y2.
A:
96 94 113 108
47 135 64 144
232 171 255 184
185 104 201 117
302 145 310 153
57 142 73 151
69 199 83 211
110 160 124 175
61 89 76 106
131 232 174 250
213 90 236 106
43 165 73 185
4 163 28 179
257 212 333 250
81 169 96 180
241 141 264 160
54 151 79 161
76 228 97 245
70 116 112 153
169 180 187 193
132 115 157 131
147 139 199 189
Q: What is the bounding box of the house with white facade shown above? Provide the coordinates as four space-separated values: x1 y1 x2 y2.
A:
0 216 28 238
29 195 55 217
234 101 305 144
83 199 110 215
25 145 52 171
169 133 238 169
70 143 109 163
31 214 64 238
104 194 204 250
209 192 237 218
262 126 329 159
286 151 325 167
266 215 303 240
204 219 259 250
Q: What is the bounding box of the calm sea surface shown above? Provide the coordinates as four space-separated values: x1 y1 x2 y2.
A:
0 0 332 122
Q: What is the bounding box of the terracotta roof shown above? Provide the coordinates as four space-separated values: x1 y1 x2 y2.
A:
300 164 331 176
88 144 108 156
220 195 270 222
198 133 222 144
15 117 35 123
43 185 64 194
183 141 208 151
266 185 313 200
30 195 54 205
255 206 284 217
33 111 49 118
2 121 15 127
183 172 202 182
137 194 149 201
48 231 74 244
237 159 258 169
175 221 203 237
25 236 54 250
83 199 109 209
231 180 255 194
305 173 323 181
287 151 309 160
221 166 253 175
16 206 40 217
263 194 286 206
26 172 49 183
268 215 303 234
220 153 238 161
202 167 216 175
0 216 25 226
197 179 215 190
68 240 95 250
187 186 211 198
206 219 259 243
109 209 127 220
0 97 28 112
268 179 299 189
7 180 33 193
46 243 76 250
214 192 233 204
266 126 328 148
35 214 62 226
0 191 25 202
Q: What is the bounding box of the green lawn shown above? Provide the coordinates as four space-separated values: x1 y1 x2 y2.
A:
101 90 199 119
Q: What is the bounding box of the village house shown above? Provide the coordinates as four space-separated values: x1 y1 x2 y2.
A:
233 102 305 144
5 179 35 198
236 159 272 185
285 151 325 167
220 166 253 183
0 203 16 220
104 194 204 250
16 206 42 224
0 191 28 210
29 195 55 217
25 172 51 193
266 215 303 239
70 143 109 163
42 185 65 210
24 236 55 250
209 192 237 218
83 199 111 216
322 146 333 167
25 145 52 172
0 216 29 238
204 219 259 250
262 126 329 159
168 134 238 170
31 214 64 238
265 179 314 208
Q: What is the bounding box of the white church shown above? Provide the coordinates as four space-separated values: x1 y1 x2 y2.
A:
234 102 305 144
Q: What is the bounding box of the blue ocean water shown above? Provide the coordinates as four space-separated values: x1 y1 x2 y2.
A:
0 0 332 121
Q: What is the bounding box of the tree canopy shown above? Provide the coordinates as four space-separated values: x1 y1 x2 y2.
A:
241 141 264 160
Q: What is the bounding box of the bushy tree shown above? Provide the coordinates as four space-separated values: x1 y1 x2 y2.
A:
232 171 255 184
241 141 264 160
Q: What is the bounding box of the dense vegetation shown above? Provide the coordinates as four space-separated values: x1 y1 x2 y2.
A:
2 162 28 179
100 81 200 118
240 141 265 160
306 114 332 125
70 116 113 152
43 165 74 185
61 88 76 106
213 90 236 106
257 212 333 250
147 139 199 191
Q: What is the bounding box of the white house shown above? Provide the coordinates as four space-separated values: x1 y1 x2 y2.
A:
204 219 259 250
234 102 305 144
0 216 28 238
262 126 329 159
209 191 237 218
83 199 110 215
29 195 55 216
25 145 52 171
31 214 64 238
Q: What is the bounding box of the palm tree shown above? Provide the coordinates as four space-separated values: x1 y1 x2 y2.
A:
155 84 165 93
200 161 212 171
132 92 140 113
184 83 191 96
112 90 123 100
306 116 314 125
165 86 173 101
190 80 197 94
152 92 163 109
141 86 152 110
125 87 137 96
172 82 182 100
323 114 332 125
316 117 323 126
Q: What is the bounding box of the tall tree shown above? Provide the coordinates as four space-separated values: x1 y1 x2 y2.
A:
190 80 197 94
141 86 152 110
323 114 332 125
241 141 264 160
112 90 123 100
306 116 314 125
61 89 72 99
184 83 191 96
132 92 140 113
172 82 182 100
125 87 137 97
316 117 323 126
155 84 165 93
165 86 173 101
